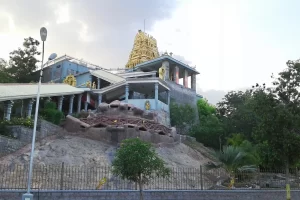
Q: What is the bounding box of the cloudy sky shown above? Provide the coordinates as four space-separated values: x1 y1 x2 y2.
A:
0 0 299 104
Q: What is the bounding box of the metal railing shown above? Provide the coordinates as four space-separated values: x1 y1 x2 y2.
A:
0 164 299 191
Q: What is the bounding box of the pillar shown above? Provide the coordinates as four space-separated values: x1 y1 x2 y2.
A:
174 66 179 84
3 100 14 121
77 94 83 113
84 101 88 111
183 69 188 88
98 94 102 105
191 74 196 91
58 96 64 111
97 78 101 89
167 90 170 105
68 95 75 114
155 82 159 109
125 84 129 103
27 99 35 118
162 61 170 81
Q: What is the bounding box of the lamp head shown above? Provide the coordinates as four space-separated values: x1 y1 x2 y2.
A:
40 27 47 41
48 53 57 61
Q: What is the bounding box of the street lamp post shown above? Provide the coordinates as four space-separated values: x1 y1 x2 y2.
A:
22 27 57 200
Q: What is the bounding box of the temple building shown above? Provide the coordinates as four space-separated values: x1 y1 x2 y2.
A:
0 30 200 127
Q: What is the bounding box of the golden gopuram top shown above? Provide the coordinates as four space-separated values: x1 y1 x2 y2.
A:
125 30 160 69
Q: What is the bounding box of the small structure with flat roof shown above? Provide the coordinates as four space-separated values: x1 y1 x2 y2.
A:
0 83 85 120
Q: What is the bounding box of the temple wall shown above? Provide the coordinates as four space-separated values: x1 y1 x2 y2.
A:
42 60 90 83
165 80 199 125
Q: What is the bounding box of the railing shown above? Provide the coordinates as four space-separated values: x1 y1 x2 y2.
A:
0 164 299 191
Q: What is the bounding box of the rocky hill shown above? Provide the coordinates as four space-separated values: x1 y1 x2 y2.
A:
1 135 214 168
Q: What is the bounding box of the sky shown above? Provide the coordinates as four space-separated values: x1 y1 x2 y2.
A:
0 0 300 105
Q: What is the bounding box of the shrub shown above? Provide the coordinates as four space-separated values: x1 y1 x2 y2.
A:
44 101 56 110
40 102 64 125
0 117 34 137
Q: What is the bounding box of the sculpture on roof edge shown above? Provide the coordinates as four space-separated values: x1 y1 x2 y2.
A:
125 30 159 69
63 75 77 87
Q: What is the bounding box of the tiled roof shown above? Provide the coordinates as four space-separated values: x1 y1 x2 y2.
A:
0 83 84 102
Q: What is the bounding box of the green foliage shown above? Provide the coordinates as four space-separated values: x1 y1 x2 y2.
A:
44 101 56 110
191 114 223 149
0 58 15 83
170 101 196 134
215 60 300 169
0 117 34 129
40 102 64 125
112 138 170 199
6 37 40 83
191 99 223 149
217 90 258 142
227 134 245 147
206 145 257 179
197 98 216 117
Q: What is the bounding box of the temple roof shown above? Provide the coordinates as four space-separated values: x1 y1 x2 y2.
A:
0 83 84 102
125 30 160 69
90 69 125 84
129 55 200 75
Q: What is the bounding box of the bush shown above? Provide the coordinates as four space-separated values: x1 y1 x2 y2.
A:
44 101 56 110
2 117 34 128
40 102 64 125
0 117 34 137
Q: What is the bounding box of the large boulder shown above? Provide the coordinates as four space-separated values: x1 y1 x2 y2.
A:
132 107 144 116
110 100 121 108
79 109 89 118
171 127 177 138
98 102 109 112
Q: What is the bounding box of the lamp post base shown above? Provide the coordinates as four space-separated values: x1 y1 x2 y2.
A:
22 193 33 200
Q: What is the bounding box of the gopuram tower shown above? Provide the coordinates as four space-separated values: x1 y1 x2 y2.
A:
125 30 160 69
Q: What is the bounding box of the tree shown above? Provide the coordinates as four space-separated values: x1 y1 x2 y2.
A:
170 101 196 135
112 138 170 200
190 99 223 149
217 90 258 142
0 58 14 83
206 145 256 188
6 37 40 83
249 61 300 171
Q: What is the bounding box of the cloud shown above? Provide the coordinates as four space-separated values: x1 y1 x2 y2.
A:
0 0 177 69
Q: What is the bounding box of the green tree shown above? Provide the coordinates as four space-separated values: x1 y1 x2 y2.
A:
249 61 300 171
170 101 196 135
191 99 223 149
217 90 258 142
112 138 170 200
6 37 40 83
0 58 14 83
206 145 256 188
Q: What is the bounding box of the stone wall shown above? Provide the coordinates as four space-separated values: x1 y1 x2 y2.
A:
166 80 197 106
0 120 62 157
6 120 62 143
0 135 26 157
64 116 177 145
166 80 199 124
0 190 299 200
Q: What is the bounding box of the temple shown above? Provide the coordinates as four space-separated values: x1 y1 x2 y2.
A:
0 30 201 127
